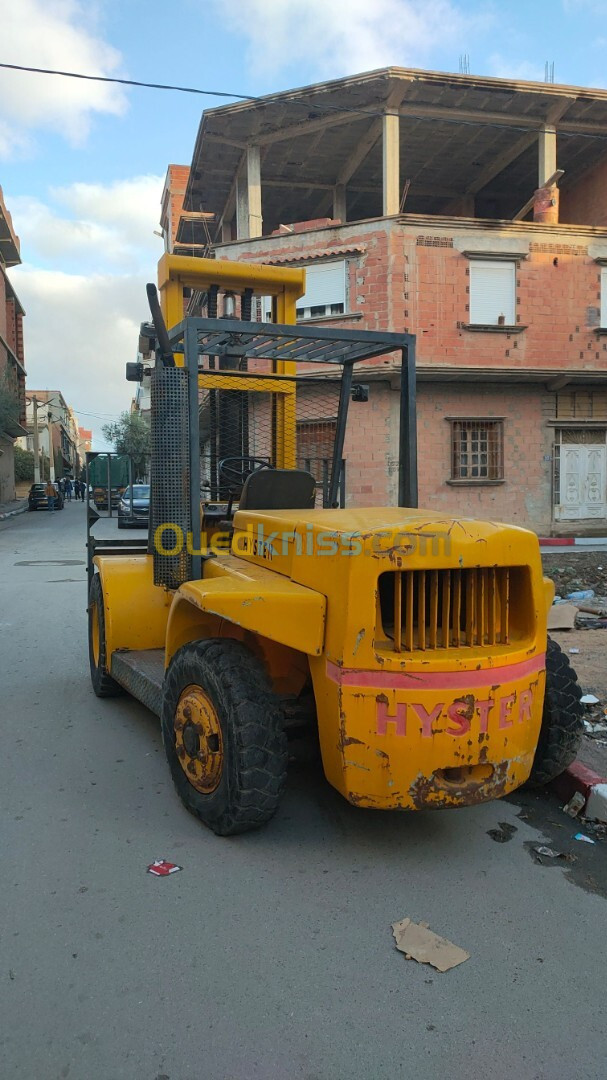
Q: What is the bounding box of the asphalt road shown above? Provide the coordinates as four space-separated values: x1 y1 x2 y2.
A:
1 505 606 1080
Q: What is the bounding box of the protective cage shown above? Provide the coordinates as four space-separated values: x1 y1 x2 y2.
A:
199 369 346 509
164 316 417 582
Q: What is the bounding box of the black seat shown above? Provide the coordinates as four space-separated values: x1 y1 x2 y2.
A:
238 468 316 511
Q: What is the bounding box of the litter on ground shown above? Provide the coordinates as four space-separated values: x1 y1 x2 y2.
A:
147 860 183 876
562 792 586 817
573 833 596 845
391 918 470 973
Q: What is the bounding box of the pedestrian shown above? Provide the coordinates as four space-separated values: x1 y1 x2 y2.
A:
45 479 57 512
65 478 73 502
80 480 86 502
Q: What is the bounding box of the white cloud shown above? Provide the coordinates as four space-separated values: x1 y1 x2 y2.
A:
562 0 607 13
6 173 165 447
53 176 165 252
0 0 126 157
10 267 148 447
219 0 489 78
8 175 164 273
487 55 546 82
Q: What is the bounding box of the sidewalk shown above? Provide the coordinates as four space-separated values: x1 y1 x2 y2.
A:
0 497 28 521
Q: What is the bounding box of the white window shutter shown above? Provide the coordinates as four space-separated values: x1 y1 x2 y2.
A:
601 266 607 328
469 260 516 325
299 262 346 308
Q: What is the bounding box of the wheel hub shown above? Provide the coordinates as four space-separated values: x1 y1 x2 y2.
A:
174 685 223 794
182 721 200 758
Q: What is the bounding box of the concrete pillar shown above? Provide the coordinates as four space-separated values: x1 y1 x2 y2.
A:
236 146 262 240
382 113 400 216
538 125 557 187
333 183 347 223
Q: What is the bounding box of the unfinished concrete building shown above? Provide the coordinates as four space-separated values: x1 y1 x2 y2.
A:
164 67 607 535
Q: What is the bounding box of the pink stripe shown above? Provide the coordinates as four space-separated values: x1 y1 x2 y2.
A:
326 652 546 690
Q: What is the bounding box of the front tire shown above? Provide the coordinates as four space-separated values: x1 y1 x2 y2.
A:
88 574 123 698
161 639 288 835
529 636 583 786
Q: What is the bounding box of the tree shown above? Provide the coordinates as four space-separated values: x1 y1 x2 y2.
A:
0 372 19 437
102 411 150 477
14 446 34 482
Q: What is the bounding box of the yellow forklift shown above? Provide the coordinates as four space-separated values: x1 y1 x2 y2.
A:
87 254 583 835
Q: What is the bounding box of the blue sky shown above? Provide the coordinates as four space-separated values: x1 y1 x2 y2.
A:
1 0 606 445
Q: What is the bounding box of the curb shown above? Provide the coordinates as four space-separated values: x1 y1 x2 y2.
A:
539 536 607 547
550 760 607 823
0 502 28 522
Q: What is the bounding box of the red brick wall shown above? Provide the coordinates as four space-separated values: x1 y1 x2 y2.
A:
561 156 607 227
218 218 606 373
319 380 555 532
416 383 555 531
214 217 607 529
0 268 7 352
161 165 190 252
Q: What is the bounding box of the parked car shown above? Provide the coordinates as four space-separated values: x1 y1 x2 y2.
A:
117 484 150 528
28 483 65 511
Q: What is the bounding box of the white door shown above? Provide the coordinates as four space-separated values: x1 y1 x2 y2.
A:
556 443 607 519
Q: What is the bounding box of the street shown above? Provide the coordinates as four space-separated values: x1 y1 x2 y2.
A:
1 506 606 1080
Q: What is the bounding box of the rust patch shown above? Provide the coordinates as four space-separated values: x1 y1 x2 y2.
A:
347 791 383 808
408 759 510 810
454 693 475 721
342 735 365 748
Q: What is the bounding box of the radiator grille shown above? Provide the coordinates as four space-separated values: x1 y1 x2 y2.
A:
379 568 515 651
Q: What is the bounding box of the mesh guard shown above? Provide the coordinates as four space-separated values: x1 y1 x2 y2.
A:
150 365 191 588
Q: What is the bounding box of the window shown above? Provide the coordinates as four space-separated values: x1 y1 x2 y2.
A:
450 419 504 481
259 261 347 322
469 259 516 326
556 388 607 419
295 261 347 321
601 266 607 328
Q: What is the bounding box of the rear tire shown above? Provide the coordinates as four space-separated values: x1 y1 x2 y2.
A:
161 639 288 835
529 636 583 787
88 574 123 698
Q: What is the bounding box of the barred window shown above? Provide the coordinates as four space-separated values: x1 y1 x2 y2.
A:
450 419 504 481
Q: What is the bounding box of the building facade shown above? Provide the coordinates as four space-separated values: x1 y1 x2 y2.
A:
168 68 607 535
19 391 80 480
0 187 26 502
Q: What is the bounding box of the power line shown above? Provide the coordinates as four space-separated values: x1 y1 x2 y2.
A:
70 408 121 420
0 62 254 102
1 60 607 141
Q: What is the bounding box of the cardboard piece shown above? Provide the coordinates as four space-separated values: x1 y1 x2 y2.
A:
548 603 577 631
391 917 470 973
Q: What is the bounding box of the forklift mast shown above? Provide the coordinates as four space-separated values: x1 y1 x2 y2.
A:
139 255 417 591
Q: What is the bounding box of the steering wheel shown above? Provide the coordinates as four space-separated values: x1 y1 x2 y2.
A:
217 456 274 492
